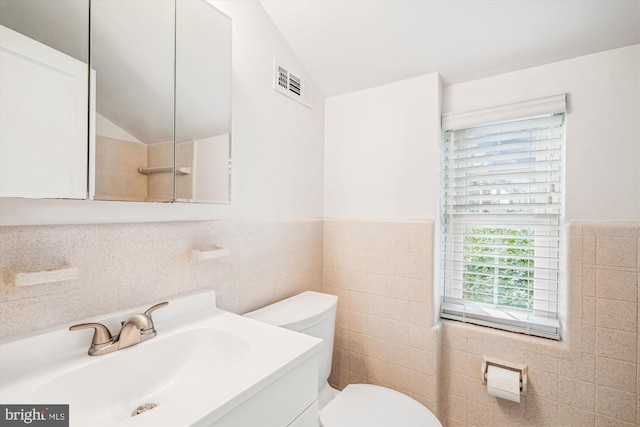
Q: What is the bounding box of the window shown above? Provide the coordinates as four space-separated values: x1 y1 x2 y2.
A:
440 95 566 340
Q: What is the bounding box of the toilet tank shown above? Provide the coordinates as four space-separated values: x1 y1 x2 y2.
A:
244 291 338 389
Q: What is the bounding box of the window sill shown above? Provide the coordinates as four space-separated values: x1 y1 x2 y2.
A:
441 302 560 340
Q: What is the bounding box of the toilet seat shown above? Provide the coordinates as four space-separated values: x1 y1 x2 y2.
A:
319 384 442 427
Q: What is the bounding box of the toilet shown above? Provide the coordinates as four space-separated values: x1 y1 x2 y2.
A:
244 291 442 427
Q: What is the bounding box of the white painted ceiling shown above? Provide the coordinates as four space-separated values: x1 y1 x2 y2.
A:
260 0 640 97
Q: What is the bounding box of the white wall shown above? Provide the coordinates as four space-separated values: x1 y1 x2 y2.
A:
444 44 640 222
324 73 441 219
0 0 324 225
323 45 639 223
193 134 229 203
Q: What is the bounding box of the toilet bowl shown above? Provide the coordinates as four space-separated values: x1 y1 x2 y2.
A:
244 291 442 427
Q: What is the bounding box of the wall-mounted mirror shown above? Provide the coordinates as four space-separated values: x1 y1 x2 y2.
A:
91 0 232 204
0 0 231 204
91 0 175 202
0 0 89 199
175 0 232 204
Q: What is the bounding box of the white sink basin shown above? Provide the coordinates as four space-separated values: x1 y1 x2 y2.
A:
0 291 322 426
34 328 249 425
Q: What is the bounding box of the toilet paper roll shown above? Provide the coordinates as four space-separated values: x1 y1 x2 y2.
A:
486 365 520 403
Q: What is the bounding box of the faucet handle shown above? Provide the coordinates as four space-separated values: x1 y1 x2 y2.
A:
144 301 168 319
129 302 168 340
69 322 113 345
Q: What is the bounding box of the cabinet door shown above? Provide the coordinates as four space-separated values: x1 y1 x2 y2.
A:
0 25 88 199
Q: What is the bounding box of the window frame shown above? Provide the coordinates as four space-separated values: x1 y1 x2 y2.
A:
439 95 566 340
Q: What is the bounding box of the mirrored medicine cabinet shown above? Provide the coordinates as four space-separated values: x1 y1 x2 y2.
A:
0 0 231 204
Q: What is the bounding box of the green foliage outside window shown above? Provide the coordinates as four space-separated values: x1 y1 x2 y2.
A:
463 228 534 309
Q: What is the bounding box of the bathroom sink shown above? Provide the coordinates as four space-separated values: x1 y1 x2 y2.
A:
33 328 249 426
0 291 322 426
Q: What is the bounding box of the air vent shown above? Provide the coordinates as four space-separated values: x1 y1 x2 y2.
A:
277 66 288 90
273 58 312 108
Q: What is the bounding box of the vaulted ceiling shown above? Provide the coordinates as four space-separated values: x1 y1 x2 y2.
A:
260 0 640 96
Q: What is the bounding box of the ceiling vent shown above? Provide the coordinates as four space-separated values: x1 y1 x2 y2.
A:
273 58 312 109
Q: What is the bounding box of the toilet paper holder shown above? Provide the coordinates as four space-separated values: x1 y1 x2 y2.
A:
481 357 528 392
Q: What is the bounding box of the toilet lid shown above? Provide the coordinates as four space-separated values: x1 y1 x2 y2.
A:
320 384 442 427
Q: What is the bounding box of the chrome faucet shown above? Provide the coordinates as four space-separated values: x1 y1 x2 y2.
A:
69 302 168 356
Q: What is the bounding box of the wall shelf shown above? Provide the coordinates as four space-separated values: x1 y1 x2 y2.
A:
191 246 230 261
138 166 191 175
10 263 79 287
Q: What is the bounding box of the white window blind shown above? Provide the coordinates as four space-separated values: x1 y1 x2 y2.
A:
440 95 566 340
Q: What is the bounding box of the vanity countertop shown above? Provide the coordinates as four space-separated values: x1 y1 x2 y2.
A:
0 290 322 426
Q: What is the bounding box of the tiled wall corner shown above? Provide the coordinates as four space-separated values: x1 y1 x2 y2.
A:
94 136 148 201
147 142 174 201
323 219 438 412
0 219 323 338
175 141 194 200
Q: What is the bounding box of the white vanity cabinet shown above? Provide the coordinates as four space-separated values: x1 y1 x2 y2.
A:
206 355 319 427
0 291 322 427
288 401 319 427
0 25 88 199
